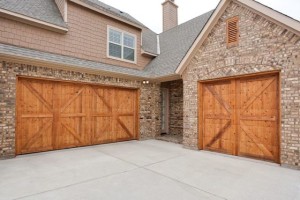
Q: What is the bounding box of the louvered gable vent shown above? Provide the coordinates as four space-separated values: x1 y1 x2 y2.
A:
226 16 239 47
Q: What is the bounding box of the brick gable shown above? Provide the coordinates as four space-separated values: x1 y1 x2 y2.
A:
182 1 300 169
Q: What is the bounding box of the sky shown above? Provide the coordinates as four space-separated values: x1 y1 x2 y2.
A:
98 0 300 33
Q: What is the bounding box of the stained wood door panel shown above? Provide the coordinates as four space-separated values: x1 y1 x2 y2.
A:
58 84 90 149
92 117 113 144
202 80 235 155
90 87 113 144
199 74 279 163
16 78 138 155
17 79 55 154
114 89 137 141
238 75 279 162
116 116 135 140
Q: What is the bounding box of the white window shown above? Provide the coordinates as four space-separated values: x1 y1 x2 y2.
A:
108 27 136 63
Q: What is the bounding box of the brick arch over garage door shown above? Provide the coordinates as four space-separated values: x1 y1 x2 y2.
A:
198 73 280 163
16 77 139 155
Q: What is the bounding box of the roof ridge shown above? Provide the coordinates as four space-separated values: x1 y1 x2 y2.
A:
80 0 147 28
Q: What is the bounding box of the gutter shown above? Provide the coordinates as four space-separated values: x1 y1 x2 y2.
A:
0 50 181 83
0 52 149 81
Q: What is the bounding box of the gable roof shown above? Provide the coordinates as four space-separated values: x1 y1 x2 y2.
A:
70 0 145 29
0 0 67 28
77 0 145 28
0 8 213 81
0 0 157 54
0 1 214 80
144 10 214 78
175 0 300 75
0 0 146 30
71 0 159 55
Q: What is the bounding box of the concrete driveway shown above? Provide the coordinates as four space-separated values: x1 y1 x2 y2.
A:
0 140 299 200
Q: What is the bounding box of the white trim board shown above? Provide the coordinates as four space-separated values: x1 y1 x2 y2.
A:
141 49 158 57
64 0 68 22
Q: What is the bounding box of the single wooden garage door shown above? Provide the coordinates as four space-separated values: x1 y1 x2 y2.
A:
16 78 139 155
199 74 279 163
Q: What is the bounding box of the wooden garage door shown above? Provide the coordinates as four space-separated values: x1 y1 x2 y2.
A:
16 78 139 155
199 74 279 163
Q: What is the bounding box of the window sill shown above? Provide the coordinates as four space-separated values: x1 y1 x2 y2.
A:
107 55 137 64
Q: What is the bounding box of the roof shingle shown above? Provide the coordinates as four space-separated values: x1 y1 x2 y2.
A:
0 0 67 28
142 28 158 55
78 0 146 28
144 10 214 77
0 43 151 78
0 0 214 79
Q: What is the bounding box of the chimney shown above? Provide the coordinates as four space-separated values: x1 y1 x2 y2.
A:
162 0 178 32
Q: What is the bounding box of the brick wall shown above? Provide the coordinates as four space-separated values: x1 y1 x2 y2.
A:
162 0 178 32
55 0 66 21
0 60 161 159
0 2 152 70
182 2 300 169
161 80 183 135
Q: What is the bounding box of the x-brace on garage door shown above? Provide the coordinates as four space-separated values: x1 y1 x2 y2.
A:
16 78 139 155
199 73 280 163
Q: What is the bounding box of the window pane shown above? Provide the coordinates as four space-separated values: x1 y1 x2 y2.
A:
123 34 135 48
109 43 121 58
123 47 135 61
109 29 121 44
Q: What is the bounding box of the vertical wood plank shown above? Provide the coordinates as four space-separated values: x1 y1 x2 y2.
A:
111 88 117 142
134 89 140 140
235 79 241 156
277 73 281 164
15 78 21 155
52 83 61 150
230 79 236 155
198 82 204 150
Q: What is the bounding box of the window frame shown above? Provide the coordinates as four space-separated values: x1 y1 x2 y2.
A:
107 26 137 64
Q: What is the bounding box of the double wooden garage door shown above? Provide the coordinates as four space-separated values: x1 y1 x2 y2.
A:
199 74 280 163
16 78 139 155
